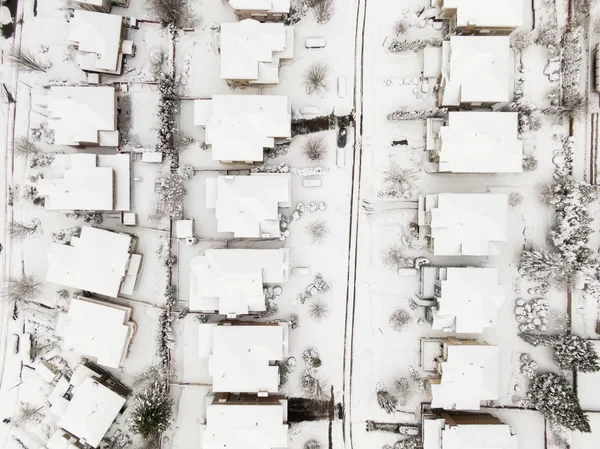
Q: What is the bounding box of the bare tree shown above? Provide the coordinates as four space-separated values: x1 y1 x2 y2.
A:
383 162 418 196
14 137 39 157
300 368 329 400
146 0 181 26
393 19 408 36
389 309 412 332
306 220 329 243
10 219 41 241
303 134 327 161
304 62 330 95
2 274 42 304
5 47 48 73
382 244 411 271
311 0 335 24
308 299 329 322
14 402 44 428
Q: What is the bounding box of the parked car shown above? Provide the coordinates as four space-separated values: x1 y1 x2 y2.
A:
300 106 320 116
9 334 19 355
337 76 347 98
398 425 420 436
21 333 32 364
337 127 348 148
305 38 326 49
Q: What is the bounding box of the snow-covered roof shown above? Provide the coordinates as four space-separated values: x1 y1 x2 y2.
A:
37 153 130 211
427 193 508 256
194 95 291 162
198 323 289 393
45 226 140 298
440 0 524 28
58 375 126 448
432 268 505 333
190 248 290 316
204 402 288 449
440 36 510 106
423 417 518 449
61 297 134 368
45 86 119 147
228 0 291 14
67 10 124 74
220 19 294 83
431 344 500 410
206 173 291 238
437 112 523 173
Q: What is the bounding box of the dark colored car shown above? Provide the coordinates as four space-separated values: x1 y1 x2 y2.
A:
337 127 348 148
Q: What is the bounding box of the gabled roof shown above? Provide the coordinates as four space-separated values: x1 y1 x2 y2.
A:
431 344 500 410
58 375 126 447
429 193 508 256
441 36 510 106
68 10 123 73
229 0 291 14
438 112 523 173
194 95 291 162
190 248 289 316
432 268 505 333
206 173 291 238
441 0 524 28
198 323 289 393
45 86 119 146
60 297 134 368
45 226 137 297
423 417 518 449
204 402 288 449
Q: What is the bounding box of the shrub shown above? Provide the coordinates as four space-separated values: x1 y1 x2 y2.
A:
511 31 533 52
311 0 335 24
308 299 329 322
176 164 194 180
382 162 418 196
303 134 327 161
5 47 48 73
304 62 330 95
522 154 538 172
2 274 42 304
376 383 397 414
389 309 412 332
306 220 329 243
393 19 408 36
382 244 411 271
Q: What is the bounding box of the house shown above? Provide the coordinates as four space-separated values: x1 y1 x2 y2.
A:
420 266 505 333
420 338 500 410
45 226 142 298
74 0 111 13
54 296 135 369
42 86 119 147
194 95 291 162
37 153 131 212
417 193 508 256
206 173 291 238
204 393 288 449
220 19 294 84
439 36 510 107
198 321 289 394
190 248 290 316
435 0 524 36
422 410 518 449
425 112 523 173
227 0 291 21
67 10 128 75
47 361 130 449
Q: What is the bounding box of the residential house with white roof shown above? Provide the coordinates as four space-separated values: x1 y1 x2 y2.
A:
204 393 288 449
220 19 294 84
420 266 505 333
198 321 289 393
190 248 290 316
439 36 510 107
40 86 119 147
418 193 508 256
47 361 130 449
227 0 290 21
55 296 135 369
37 153 131 211
45 226 142 298
206 173 291 238
194 95 291 162
68 10 128 75
426 112 523 173
421 338 500 410
435 0 524 35
422 410 518 449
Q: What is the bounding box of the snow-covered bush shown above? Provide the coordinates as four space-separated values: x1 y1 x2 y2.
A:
289 313 300 330
387 108 447 121
389 309 412 332
148 47 165 76
394 376 414 406
381 161 418 198
393 439 423 449
278 357 295 387
9 219 41 241
29 152 55 168
176 164 194 180
159 174 185 219
508 192 523 207
522 154 538 171
304 62 330 95
310 0 335 24
514 298 549 332
511 31 533 52
559 26 584 118
376 383 398 414
388 39 442 53
157 70 178 159
306 220 329 243
407 366 431 395
128 380 173 439
527 372 590 432
300 368 328 399
519 353 538 379
308 299 329 322
536 23 560 51
393 19 408 36
304 440 321 449
520 332 600 372
302 347 322 368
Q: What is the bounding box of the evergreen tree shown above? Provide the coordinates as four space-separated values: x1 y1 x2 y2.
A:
518 332 558 347
528 372 590 433
128 380 173 439
376 383 398 414
553 334 600 372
